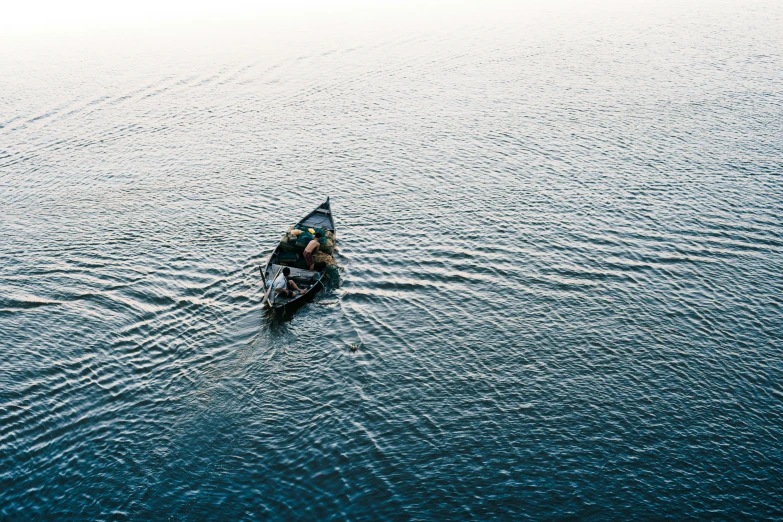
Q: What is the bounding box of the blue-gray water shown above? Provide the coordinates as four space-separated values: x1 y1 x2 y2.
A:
2 1 782 519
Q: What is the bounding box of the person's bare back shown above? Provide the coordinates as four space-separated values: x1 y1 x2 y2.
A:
304 238 319 255
303 232 321 270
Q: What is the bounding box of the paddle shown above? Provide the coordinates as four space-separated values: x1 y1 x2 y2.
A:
262 266 282 307
258 265 267 289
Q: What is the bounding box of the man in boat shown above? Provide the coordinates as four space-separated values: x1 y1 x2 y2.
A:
303 232 321 271
273 267 304 298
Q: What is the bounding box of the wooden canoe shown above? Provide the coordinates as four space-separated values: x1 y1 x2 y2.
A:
261 197 336 315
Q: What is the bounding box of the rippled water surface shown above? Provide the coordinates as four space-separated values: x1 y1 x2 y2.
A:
2 1 782 519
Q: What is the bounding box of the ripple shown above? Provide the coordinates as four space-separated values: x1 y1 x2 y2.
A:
2 1 783 519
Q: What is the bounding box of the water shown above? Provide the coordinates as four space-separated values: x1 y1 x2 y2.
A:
2 1 782 519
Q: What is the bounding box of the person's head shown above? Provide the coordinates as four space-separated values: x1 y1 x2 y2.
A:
315 232 322 239
282 267 291 277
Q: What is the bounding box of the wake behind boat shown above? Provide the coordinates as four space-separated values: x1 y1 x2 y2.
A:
260 198 337 315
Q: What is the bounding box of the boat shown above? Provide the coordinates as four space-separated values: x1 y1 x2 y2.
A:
260 197 336 315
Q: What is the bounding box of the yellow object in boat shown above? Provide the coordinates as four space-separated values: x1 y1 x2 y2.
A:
308 228 315 234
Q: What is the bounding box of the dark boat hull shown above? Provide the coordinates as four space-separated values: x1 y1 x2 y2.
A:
261 198 335 316
266 281 321 318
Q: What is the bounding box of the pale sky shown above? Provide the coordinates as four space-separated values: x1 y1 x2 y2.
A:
0 0 519 32
2 1 344 30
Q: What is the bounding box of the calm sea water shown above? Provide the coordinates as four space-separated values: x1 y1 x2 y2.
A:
2 1 782 519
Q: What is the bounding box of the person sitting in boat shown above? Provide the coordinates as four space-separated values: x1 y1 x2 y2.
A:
303 232 321 270
274 267 304 297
